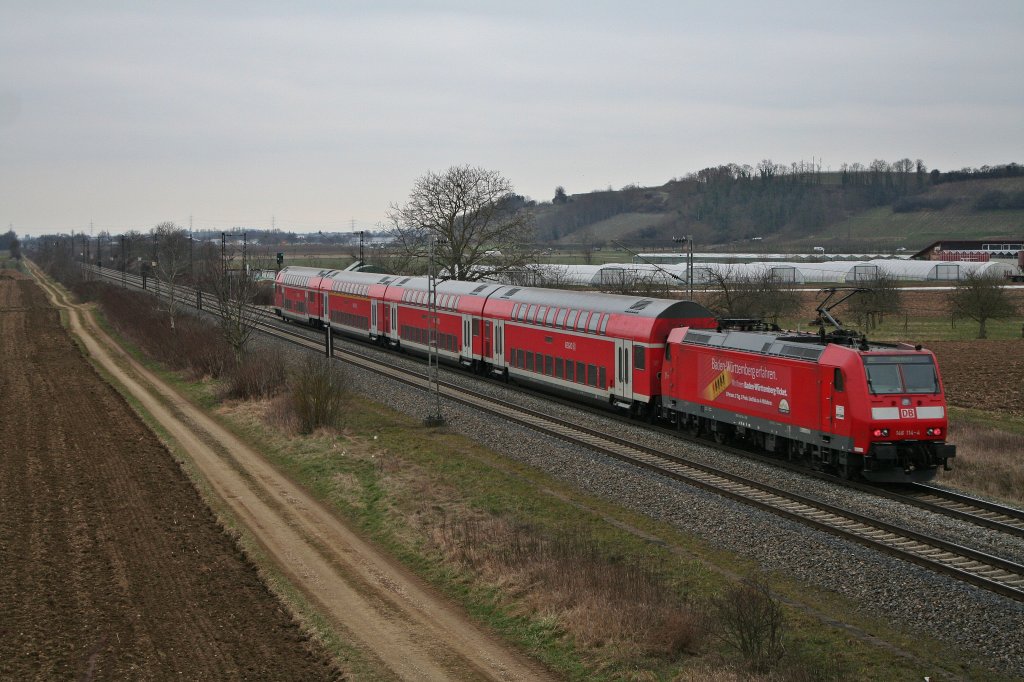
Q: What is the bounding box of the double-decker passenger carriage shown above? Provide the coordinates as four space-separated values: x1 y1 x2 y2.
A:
383 276 507 368
276 267 338 326
275 266 718 413
486 287 717 412
659 326 956 482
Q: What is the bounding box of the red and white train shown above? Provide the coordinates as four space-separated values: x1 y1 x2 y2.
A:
275 266 956 483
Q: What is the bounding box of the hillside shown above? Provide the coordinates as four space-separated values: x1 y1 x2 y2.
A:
532 164 1024 253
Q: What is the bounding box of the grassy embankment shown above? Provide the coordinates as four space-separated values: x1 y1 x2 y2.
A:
62 276 1014 681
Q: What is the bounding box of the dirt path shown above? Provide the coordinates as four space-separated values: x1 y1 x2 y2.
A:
27 265 553 681
1 269 335 680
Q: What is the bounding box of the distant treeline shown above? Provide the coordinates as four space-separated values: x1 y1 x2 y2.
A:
1 230 20 258
931 162 1023 184
534 160 1023 244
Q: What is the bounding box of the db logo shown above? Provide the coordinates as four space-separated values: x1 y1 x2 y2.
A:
900 407 917 419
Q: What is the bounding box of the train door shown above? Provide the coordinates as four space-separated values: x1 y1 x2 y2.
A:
461 314 473 359
483 320 493 359
614 338 634 403
321 291 329 325
370 299 378 338
829 367 851 440
390 304 398 342
493 320 504 367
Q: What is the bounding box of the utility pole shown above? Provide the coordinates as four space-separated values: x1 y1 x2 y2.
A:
424 234 445 427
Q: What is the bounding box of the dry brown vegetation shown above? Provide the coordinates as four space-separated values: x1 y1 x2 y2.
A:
942 421 1024 505
431 513 705 661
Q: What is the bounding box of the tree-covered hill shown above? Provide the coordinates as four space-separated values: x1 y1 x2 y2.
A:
532 161 1024 252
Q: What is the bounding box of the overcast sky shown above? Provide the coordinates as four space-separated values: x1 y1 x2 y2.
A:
2 1 1022 237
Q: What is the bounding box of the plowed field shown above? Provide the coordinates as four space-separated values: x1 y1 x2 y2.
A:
930 340 1024 418
0 271 336 680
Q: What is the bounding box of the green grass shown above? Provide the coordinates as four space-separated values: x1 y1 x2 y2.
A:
848 314 1023 342
829 206 1024 247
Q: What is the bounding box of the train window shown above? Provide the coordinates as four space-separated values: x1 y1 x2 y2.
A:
599 367 607 389
472 319 480 337
544 308 555 326
587 364 598 387
536 306 547 323
599 315 610 335
834 368 844 392
526 352 534 372
527 305 537 322
588 313 600 333
545 355 553 375
567 310 579 329
556 309 567 327
566 361 574 382
555 358 564 379
517 349 525 368
512 304 520 320
634 347 645 370
577 361 586 383
576 312 590 331
862 355 938 394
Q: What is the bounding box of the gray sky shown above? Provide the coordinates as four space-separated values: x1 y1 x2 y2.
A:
3 1 1022 237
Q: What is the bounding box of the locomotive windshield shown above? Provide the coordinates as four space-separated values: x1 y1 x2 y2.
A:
862 355 939 394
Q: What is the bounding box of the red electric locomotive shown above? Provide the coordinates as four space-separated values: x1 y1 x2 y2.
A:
659 325 956 482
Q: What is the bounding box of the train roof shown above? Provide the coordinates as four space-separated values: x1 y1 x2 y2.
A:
489 285 714 320
677 327 920 362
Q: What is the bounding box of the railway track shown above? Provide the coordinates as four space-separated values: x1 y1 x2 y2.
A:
76 263 1024 602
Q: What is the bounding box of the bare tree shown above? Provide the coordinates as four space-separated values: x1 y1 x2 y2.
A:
202 240 269 362
846 272 901 331
597 267 671 296
949 271 1017 339
152 222 190 329
705 268 801 324
534 264 574 289
712 575 786 672
386 165 536 280
578 226 597 265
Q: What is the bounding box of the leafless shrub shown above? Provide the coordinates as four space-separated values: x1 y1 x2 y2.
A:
711 575 786 673
221 348 287 400
263 391 300 433
290 355 347 434
91 283 232 379
252 281 274 306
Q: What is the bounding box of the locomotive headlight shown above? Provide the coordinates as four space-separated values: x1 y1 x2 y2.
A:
873 428 889 438
927 428 942 437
